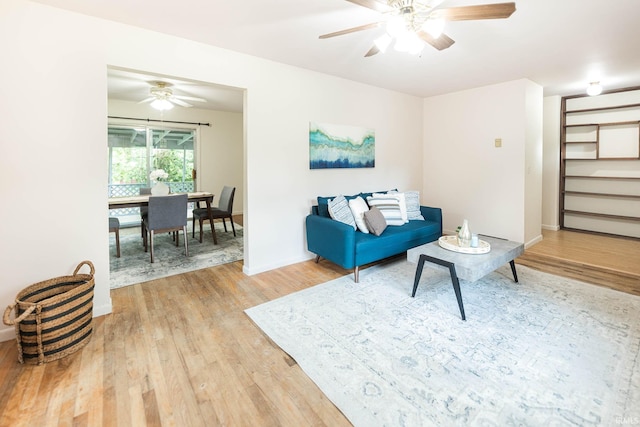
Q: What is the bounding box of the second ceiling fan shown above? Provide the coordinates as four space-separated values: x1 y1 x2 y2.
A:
139 81 207 110
320 0 516 56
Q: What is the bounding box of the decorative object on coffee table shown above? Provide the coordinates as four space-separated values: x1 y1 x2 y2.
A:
438 235 490 254
457 219 471 247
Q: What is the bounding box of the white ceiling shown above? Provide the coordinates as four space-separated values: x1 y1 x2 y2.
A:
34 0 640 111
107 68 245 113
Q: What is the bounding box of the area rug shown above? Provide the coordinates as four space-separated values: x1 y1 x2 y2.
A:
245 259 640 426
109 223 243 289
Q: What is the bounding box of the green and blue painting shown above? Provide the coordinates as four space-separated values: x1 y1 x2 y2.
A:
309 122 375 169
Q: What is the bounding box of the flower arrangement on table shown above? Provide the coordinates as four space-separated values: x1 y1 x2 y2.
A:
149 169 168 183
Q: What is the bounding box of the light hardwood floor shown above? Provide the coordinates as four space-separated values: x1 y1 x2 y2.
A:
0 229 637 426
516 229 640 296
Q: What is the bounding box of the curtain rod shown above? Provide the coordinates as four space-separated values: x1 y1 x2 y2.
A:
108 116 211 127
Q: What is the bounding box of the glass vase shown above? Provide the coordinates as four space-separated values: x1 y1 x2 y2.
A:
457 219 471 248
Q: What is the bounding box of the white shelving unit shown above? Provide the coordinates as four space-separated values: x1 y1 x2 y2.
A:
560 87 640 239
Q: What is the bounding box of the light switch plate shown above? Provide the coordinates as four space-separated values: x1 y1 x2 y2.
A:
495 138 502 148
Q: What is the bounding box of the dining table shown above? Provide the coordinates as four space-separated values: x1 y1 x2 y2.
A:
108 191 217 244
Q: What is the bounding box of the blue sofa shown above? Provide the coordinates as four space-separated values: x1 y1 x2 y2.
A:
305 194 442 282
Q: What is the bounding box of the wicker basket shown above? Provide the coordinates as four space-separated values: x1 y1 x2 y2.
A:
3 260 95 365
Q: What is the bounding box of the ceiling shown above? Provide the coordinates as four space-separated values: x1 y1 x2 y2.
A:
107 68 244 113
34 0 640 111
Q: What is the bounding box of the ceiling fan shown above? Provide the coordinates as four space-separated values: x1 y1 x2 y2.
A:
320 0 516 56
139 81 207 110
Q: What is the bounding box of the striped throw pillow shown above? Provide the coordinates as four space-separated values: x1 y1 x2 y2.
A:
328 195 356 230
366 194 404 226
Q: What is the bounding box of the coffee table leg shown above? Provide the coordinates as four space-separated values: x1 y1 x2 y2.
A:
509 260 519 283
411 254 466 321
447 264 466 321
411 256 427 297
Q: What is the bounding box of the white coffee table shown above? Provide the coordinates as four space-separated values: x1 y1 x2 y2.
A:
407 235 524 320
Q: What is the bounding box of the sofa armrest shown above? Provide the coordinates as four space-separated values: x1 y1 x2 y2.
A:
305 214 356 269
420 206 443 235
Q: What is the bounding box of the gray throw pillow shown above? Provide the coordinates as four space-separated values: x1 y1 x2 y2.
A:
404 190 425 220
363 206 387 236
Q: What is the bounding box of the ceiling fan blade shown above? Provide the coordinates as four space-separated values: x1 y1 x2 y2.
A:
319 22 382 39
174 95 206 103
364 45 380 57
417 31 455 50
171 98 193 108
345 0 392 13
432 3 516 21
138 97 154 104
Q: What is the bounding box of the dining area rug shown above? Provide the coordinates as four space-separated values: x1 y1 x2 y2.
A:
245 259 640 426
109 222 243 289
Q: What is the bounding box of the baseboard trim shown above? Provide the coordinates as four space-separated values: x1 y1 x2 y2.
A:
525 234 543 249
542 224 560 231
243 255 313 276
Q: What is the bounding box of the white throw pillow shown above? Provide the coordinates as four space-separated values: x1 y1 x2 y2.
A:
366 194 404 226
348 196 370 233
328 195 356 230
404 190 425 220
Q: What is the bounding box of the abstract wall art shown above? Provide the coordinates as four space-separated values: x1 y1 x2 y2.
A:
309 122 375 169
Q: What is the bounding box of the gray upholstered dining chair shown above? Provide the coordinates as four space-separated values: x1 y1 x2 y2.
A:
142 194 189 263
109 217 120 258
139 187 152 239
192 186 236 243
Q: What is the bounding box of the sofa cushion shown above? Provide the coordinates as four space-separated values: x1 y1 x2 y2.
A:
366 194 404 226
348 196 370 233
353 218 441 266
363 206 387 236
328 195 356 229
404 190 425 220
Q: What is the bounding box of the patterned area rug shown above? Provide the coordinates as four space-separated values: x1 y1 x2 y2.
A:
109 223 243 289
246 259 640 426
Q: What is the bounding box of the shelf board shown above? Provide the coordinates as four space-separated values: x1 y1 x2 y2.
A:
563 141 596 144
563 191 640 199
564 157 640 161
563 210 640 222
565 175 640 180
565 102 640 114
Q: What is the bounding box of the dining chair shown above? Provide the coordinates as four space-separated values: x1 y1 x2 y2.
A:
109 217 121 258
139 187 152 239
192 186 236 243
142 194 189 263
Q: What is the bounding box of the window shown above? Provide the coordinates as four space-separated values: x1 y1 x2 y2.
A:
108 125 197 224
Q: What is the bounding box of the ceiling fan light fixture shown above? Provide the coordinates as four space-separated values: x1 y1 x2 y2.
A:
374 34 392 53
150 98 174 111
394 31 424 55
587 82 603 96
422 17 445 39
386 16 407 38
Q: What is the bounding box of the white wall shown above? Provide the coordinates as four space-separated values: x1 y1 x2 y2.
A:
108 99 244 214
422 79 543 246
542 96 561 230
524 81 544 246
0 0 424 341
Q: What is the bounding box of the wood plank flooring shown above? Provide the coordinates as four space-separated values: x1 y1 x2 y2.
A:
516 229 640 296
0 229 637 426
